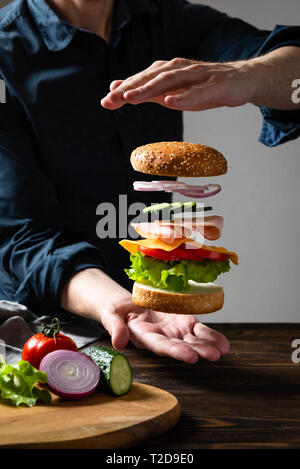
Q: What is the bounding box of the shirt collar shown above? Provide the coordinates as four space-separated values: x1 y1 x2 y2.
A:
27 0 75 51
27 0 158 52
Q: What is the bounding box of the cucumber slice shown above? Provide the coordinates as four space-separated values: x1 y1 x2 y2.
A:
142 201 198 214
81 345 132 396
181 201 196 211
143 202 170 213
169 202 184 211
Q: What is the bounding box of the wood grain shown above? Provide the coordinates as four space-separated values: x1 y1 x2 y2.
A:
2 323 299 449
114 323 300 449
0 383 181 449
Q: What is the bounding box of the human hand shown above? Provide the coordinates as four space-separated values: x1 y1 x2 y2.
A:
101 294 230 364
60 268 229 364
101 57 258 111
102 47 300 112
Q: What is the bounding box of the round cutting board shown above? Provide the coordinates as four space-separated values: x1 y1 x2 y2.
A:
0 383 181 449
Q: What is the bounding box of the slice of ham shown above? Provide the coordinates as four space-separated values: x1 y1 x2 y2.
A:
131 216 223 244
164 216 224 241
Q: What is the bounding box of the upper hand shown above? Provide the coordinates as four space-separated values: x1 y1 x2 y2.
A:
100 295 230 364
101 57 258 111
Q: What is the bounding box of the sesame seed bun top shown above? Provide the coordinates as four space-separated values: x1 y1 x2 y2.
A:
130 141 227 177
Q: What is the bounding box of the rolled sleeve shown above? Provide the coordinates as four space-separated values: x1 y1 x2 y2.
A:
258 107 300 147
14 240 108 314
253 25 300 147
175 1 300 146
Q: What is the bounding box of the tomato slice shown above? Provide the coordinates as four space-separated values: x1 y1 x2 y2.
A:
138 244 229 262
138 245 184 261
178 244 230 261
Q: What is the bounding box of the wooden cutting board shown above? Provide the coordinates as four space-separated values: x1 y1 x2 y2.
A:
0 383 181 449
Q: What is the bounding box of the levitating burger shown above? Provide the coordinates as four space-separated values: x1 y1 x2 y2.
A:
120 141 238 315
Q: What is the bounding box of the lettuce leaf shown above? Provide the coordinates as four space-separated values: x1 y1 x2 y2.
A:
125 252 230 291
0 360 51 407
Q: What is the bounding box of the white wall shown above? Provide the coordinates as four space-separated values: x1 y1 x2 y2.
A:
181 0 300 322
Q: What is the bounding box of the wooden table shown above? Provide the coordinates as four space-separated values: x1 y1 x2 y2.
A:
94 323 300 449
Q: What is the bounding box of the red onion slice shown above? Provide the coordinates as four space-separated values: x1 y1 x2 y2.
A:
153 181 187 189
133 182 162 191
175 184 221 198
164 188 205 194
133 181 221 197
133 181 186 191
39 350 100 400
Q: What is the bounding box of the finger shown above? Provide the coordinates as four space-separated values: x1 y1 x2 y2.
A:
131 331 199 364
163 83 220 111
167 336 222 362
116 60 172 93
100 309 130 351
181 334 222 361
101 88 126 109
193 323 230 355
101 62 167 109
123 69 202 104
183 333 220 348
101 90 168 109
111 319 130 350
189 343 221 361
193 323 229 349
110 79 124 91
120 58 200 94
163 100 221 112
102 59 194 109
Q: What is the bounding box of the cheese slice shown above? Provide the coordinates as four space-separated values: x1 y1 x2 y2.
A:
119 238 190 254
119 238 238 265
186 241 239 265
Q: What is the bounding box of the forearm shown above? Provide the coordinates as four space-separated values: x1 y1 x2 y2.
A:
250 46 300 110
60 267 131 321
60 268 134 350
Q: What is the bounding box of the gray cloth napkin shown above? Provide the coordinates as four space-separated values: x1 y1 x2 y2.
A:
0 300 105 364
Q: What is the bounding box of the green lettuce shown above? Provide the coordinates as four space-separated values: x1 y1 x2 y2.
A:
0 360 51 407
125 252 230 291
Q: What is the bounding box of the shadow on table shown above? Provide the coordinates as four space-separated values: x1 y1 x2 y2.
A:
129 347 300 397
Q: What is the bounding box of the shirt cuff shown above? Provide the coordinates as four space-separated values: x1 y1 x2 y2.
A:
258 106 300 147
253 25 300 147
14 242 110 316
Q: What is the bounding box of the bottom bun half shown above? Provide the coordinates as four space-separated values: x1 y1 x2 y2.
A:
132 281 224 315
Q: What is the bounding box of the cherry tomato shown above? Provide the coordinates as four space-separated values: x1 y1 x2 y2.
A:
22 318 78 369
138 244 229 262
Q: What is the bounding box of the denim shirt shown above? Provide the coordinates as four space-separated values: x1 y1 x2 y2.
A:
0 0 299 313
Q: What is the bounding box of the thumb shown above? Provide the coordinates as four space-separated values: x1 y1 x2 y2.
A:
100 309 130 351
